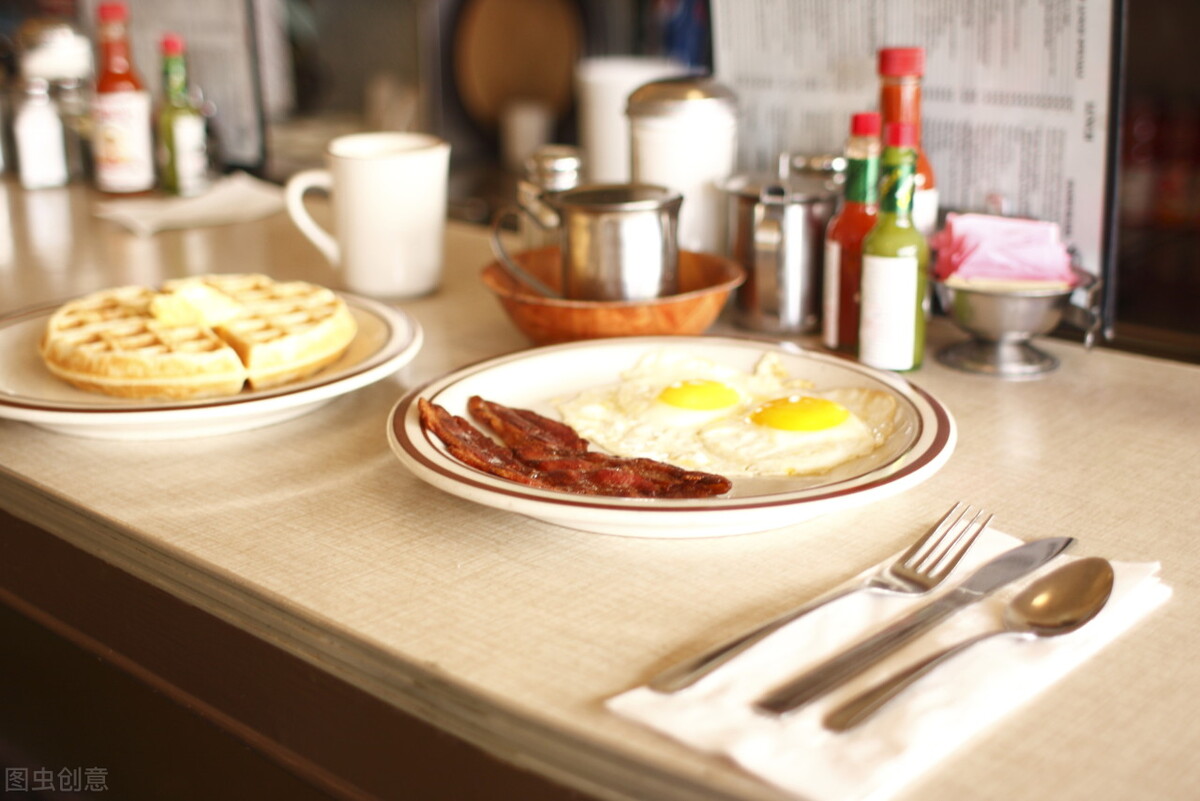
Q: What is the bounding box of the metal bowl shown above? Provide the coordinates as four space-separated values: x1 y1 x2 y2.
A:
934 266 1101 379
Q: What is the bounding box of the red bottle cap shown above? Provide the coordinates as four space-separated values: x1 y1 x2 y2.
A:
878 47 925 77
97 2 128 22
162 33 186 55
885 122 916 148
851 112 882 137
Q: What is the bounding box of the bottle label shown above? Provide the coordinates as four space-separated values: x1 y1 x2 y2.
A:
15 101 68 189
843 156 879 205
878 155 916 214
822 239 841 348
913 186 939 238
92 90 154 192
170 115 210 196
859 254 921 370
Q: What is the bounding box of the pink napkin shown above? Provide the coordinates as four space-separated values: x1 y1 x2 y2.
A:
932 213 1074 284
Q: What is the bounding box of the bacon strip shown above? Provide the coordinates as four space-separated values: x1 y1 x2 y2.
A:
418 395 732 499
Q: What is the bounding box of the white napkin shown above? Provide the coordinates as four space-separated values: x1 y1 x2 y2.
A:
93 172 285 236
608 528 1170 801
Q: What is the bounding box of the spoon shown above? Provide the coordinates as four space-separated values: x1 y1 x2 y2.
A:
824 556 1115 731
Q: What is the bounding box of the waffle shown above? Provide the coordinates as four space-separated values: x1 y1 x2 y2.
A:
40 274 358 400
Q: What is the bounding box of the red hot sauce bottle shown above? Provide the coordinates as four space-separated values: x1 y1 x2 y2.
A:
823 111 881 353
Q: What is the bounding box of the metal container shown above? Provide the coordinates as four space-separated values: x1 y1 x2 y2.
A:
491 183 683 301
934 265 1102 378
517 144 583 250
557 184 682 300
722 171 839 333
627 76 737 254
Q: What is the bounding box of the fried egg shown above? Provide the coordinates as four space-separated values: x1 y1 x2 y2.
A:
554 351 895 476
697 387 896 475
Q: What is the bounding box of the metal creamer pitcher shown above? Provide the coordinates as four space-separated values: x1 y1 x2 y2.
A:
492 183 683 301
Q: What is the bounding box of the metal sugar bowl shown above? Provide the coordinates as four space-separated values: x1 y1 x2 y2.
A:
721 171 840 334
934 265 1103 379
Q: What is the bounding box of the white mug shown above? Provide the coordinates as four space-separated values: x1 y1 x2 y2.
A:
285 132 451 298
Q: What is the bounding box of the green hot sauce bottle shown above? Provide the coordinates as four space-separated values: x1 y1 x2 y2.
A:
157 33 210 197
858 121 929 371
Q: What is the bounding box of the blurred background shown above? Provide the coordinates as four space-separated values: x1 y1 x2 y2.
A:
0 0 1196 362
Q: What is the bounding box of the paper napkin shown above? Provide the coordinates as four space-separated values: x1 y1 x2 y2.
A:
608 528 1170 801
931 213 1075 284
93 172 285 236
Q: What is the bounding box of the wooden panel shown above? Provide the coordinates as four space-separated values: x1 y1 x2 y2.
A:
0 510 586 801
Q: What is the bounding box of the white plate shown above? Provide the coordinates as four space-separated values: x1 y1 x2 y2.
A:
387 336 955 538
0 294 422 440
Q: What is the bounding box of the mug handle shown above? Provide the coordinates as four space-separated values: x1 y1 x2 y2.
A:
285 169 340 266
489 205 562 298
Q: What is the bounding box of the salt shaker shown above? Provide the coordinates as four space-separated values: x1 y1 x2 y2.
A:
517 144 583 251
14 77 70 189
626 76 737 254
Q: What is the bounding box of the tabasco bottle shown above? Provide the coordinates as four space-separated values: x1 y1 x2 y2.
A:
92 1 155 194
859 122 929 372
157 33 210 196
822 111 881 353
878 47 937 238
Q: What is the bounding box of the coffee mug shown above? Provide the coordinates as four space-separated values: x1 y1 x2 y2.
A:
285 132 450 298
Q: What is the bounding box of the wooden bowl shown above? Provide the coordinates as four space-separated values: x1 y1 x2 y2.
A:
481 247 745 345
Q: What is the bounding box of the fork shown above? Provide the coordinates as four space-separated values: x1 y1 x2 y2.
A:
645 502 994 693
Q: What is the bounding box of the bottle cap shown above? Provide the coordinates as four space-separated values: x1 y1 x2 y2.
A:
162 33 186 55
885 122 917 148
851 112 882 137
878 47 925 77
97 2 128 22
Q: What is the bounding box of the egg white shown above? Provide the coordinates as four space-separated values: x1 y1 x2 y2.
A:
697 389 894 475
553 351 895 477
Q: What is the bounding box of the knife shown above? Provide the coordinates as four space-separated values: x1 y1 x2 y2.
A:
753 536 1074 716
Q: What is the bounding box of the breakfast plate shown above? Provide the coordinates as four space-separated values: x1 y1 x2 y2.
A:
387 336 955 538
0 293 422 440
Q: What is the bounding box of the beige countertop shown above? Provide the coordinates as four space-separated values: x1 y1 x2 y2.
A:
1 179 1198 801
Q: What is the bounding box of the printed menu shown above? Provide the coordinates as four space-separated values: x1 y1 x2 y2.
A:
711 0 1117 282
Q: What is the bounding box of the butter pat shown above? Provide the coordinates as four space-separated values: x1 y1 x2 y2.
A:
150 284 244 326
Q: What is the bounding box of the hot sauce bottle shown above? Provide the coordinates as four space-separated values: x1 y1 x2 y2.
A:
859 122 929 372
822 111 881 353
878 47 937 238
157 33 210 196
92 1 155 194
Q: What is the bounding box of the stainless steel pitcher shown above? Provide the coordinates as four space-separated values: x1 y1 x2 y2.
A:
492 183 683 301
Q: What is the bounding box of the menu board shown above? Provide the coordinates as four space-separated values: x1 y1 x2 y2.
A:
710 0 1119 294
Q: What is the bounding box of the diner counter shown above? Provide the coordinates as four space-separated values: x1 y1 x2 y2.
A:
2 179 1199 801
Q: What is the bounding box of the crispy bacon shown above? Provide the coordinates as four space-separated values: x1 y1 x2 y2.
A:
417 395 732 499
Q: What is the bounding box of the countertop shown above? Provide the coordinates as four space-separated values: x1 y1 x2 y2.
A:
1 179 1199 801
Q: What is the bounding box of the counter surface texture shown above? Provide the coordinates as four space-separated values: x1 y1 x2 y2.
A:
1 181 1197 801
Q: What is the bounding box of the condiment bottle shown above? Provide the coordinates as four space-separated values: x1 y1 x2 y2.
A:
859 122 929 371
878 47 937 238
822 111 881 352
91 1 155 194
14 77 70 189
157 33 210 197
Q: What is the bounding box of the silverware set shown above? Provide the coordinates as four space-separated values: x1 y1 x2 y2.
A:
647 503 1111 730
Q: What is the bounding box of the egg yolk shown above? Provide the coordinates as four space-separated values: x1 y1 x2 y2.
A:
657 379 741 410
750 396 850 431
